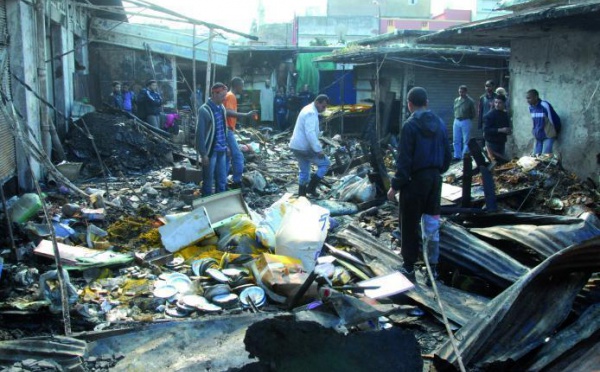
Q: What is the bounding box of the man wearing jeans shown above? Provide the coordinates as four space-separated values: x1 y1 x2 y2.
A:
526 89 561 155
223 77 256 189
289 94 331 197
452 85 477 161
197 83 229 196
387 87 452 284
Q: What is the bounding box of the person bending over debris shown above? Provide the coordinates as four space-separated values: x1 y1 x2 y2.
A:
387 87 451 284
289 94 331 197
483 94 512 162
137 79 163 128
224 77 257 189
197 83 229 196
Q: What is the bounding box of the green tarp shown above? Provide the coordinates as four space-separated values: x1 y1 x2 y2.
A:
295 53 335 93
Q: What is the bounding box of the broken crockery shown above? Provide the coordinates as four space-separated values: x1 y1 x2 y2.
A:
191 257 219 276
164 273 193 293
239 286 266 309
211 293 240 309
153 285 178 299
206 268 229 283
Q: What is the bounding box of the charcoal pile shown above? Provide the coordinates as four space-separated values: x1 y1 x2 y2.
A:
64 112 178 177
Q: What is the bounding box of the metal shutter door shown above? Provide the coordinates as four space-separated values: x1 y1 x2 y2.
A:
0 0 16 182
414 65 498 139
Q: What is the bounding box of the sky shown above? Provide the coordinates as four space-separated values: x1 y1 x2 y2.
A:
126 0 475 35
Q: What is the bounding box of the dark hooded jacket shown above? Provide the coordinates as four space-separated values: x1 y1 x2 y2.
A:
391 109 452 190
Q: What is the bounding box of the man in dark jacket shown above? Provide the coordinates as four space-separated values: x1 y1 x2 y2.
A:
483 95 512 161
196 83 228 196
478 80 497 130
137 80 162 128
109 81 123 110
387 87 452 284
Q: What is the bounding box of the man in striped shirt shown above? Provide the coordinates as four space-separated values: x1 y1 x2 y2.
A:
197 83 229 196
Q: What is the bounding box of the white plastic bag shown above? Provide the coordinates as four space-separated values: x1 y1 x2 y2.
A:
348 177 376 203
332 175 376 203
275 198 330 271
255 194 294 250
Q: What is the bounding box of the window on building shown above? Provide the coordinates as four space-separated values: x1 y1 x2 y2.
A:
387 20 394 26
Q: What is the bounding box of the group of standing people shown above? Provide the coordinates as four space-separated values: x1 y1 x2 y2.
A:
108 81 136 114
107 79 166 130
388 82 562 285
452 80 561 163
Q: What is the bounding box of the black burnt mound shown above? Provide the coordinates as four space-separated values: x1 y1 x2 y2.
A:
65 112 176 176
240 316 422 372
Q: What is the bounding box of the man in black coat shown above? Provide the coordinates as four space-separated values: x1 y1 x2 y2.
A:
387 87 452 285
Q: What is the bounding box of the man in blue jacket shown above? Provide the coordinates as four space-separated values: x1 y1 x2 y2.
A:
387 87 452 284
526 89 561 155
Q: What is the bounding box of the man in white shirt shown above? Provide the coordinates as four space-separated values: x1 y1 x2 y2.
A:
289 94 331 197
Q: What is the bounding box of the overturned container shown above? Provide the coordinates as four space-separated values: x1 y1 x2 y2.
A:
159 207 215 253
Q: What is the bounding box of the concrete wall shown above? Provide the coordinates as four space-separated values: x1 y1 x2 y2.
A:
328 0 431 18
509 28 600 180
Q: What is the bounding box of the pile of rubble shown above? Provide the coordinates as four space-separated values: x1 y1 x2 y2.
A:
65 112 178 177
0 114 599 371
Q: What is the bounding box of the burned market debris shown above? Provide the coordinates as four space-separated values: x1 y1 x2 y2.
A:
65 112 178 177
0 120 599 371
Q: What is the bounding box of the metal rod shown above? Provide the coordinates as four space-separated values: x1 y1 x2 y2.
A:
287 270 318 310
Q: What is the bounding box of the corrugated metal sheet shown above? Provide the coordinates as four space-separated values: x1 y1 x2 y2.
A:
526 303 600 371
435 237 600 369
335 223 491 327
90 18 229 66
469 212 600 258
0 0 16 181
440 220 530 287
